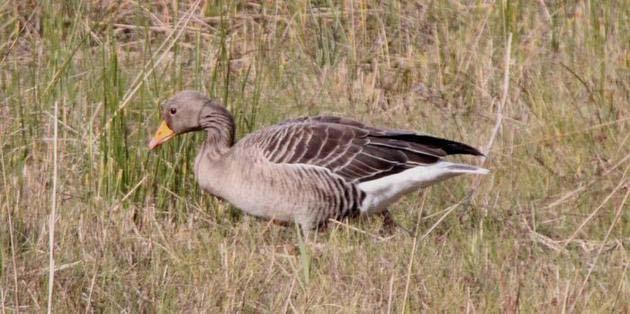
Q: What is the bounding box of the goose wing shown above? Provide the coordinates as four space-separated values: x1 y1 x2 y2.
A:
246 116 482 183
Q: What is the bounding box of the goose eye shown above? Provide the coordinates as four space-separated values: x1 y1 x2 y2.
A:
170 108 177 115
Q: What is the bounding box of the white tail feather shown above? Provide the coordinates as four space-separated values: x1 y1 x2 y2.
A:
358 161 488 214
443 162 490 175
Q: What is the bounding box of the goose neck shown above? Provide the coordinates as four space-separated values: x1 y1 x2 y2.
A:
199 107 235 159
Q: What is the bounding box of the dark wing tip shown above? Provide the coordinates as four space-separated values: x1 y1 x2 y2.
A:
437 138 485 156
381 133 485 157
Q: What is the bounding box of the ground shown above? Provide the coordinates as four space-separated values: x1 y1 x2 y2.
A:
0 1 628 312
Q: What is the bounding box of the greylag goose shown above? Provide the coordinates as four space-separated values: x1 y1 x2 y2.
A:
149 91 488 235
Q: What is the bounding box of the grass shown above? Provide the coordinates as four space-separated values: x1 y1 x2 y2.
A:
1 0 628 312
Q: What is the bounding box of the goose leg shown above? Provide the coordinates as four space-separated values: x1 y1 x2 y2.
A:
380 209 414 236
300 227 312 243
380 209 396 235
298 221 318 244
297 224 328 255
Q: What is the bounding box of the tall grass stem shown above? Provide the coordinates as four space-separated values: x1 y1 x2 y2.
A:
47 101 59 314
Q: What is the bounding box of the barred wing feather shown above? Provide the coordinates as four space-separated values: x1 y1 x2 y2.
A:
245 116 482 183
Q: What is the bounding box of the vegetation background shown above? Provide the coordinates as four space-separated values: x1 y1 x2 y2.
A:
1 0 628 312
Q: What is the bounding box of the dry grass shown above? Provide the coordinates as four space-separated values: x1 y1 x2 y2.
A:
1 0 628 312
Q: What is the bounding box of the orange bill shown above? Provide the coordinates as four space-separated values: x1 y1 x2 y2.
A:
148 121 175 149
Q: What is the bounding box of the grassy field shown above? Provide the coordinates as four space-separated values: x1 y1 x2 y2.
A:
1 0 628 312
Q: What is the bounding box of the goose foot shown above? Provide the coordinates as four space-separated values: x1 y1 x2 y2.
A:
380 210 414 236
295 226 327 255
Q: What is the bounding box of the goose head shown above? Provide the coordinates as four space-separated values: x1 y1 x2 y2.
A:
148 90 232 149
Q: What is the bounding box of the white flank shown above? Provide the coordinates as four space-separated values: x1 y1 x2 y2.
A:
358 161 489 214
